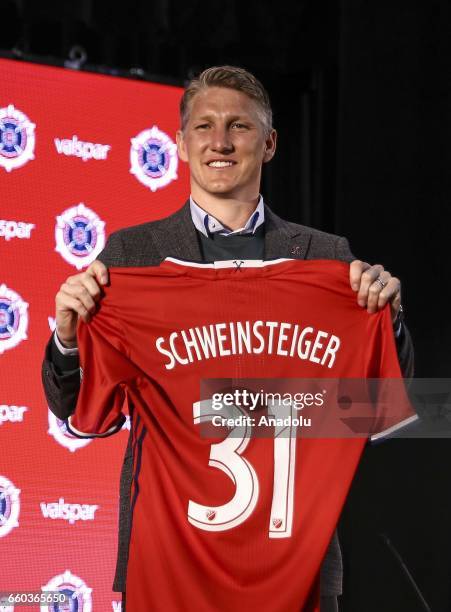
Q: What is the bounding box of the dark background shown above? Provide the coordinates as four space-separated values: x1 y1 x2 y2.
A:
3 1 450 610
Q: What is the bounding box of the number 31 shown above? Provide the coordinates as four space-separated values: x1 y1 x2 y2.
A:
188 399 297 538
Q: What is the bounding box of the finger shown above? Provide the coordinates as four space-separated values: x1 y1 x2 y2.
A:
376 277 401 310
66 261 108 286
56 293 92 323
357 264 385 307
378 277 401 322
59 282 97 314
67 274 103 301
349 260 371 291
366 271 392 313
87 260 109 285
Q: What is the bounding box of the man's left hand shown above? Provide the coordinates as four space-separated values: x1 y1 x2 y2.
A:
350 260 401 323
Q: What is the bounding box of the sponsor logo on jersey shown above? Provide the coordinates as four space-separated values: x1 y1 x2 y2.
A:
41 571 92 612
48 409 92 452
0 104 35 172
0 285 28 354
0 475 20 538
0 220 35 241
0 404 27 425
54 135 111 162
55 203 105 269
130 125 178 192
40 497 98 524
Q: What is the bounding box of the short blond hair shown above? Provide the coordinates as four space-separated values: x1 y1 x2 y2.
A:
180 65 273 135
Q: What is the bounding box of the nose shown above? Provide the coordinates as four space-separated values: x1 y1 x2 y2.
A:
209 126 234 153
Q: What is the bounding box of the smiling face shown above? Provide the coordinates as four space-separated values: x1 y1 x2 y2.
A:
176 86 276 207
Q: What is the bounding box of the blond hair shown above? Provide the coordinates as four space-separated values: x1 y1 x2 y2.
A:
180 65 273 135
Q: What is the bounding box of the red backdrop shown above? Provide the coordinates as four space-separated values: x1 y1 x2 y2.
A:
0 57 188 611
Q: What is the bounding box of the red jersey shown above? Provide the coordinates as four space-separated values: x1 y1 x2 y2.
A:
68 259 415 612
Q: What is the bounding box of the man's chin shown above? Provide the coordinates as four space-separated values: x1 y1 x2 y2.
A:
201 183 237 197
192 179 255 201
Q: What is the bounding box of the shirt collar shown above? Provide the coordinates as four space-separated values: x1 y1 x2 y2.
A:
189 196 265 237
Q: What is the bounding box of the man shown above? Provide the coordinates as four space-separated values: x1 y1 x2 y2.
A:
42 66 413 611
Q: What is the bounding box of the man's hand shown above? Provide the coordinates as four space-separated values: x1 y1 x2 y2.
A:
350 260 401 323
55 260 109 348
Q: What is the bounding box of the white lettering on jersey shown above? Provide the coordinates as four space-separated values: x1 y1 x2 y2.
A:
188 399 297 538
156 320 341 370
188 400 259 532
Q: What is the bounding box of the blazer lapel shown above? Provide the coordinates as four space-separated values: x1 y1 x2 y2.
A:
151 201 203 262
264 205 311 260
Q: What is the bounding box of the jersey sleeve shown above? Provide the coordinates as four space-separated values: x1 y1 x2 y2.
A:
367 306 418 442
66 304 138 438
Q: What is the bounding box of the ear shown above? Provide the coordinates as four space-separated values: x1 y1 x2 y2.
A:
263 129 277 163
176 130 188 162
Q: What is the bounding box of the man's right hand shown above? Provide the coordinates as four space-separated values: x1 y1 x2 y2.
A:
55 260 109 348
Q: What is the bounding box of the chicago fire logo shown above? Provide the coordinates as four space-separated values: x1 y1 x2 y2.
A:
41 571 92 612
130 125 178 192
0 285 29 354
0 475 20 538
55 203 105 269
0 104 35 172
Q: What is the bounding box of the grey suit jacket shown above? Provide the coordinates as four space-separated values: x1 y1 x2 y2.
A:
42 201 414 596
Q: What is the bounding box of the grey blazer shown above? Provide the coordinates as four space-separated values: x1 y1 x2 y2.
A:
42 201 414 597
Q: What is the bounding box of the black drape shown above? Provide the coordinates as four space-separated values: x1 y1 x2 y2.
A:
335 3 451 611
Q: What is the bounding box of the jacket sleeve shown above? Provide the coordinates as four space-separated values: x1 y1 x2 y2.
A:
41 334 82 420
